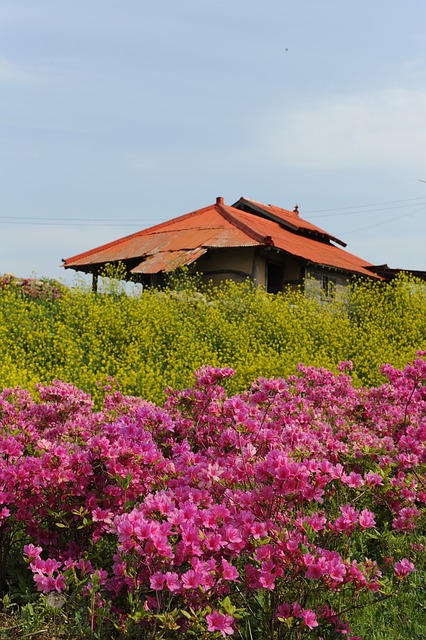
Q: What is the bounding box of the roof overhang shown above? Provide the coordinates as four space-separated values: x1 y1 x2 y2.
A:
365 264 426 281
131 248 207 274
305 260 384 279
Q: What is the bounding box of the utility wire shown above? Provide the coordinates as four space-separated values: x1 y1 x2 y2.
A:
343 203 426 235
0 220 157 227
304 195 426 216
344 213 411 235
0 216 150 222
308 201 426 218
0 195 425 228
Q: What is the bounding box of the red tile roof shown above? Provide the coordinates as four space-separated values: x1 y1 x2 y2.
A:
233 197 346 246
63 197 380 279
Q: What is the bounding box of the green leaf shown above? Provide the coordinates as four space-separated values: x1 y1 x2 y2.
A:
221 596 237 616
180 609 193 620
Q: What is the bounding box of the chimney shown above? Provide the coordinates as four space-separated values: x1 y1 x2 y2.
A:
216 196 224 205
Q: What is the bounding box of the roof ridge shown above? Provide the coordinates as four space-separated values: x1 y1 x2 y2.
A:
217 203 274 246
63 202 218 266
234 197 347 248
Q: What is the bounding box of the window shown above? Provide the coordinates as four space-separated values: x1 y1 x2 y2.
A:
321 275 336 299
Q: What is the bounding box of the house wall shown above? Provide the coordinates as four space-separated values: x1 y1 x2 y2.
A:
253 254 267 287
304 266 350 302
283 257 302 281
282 256 303 290
261 252 303 293
191 248 351 301
196 248 257 285
195 248 305 292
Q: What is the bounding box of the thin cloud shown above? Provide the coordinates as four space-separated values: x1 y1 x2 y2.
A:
259 88 426 171
0 116 100 134
0 57 50 84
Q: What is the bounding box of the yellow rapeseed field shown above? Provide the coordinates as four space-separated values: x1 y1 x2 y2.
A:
0 272 425 405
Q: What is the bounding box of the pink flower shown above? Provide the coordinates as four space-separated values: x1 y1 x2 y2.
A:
30 557 62 574
342 472 363 488
364 472 383 486
332 503 361 533
33 573 65 593
23 544 43 560
204 533 225 551
301 609 319 629
291 602 318 629
250 521 268 539
327 558 346 582
393 506 420 532
338 361 353 371
221 559 239 582
275 602 292 619
259 571 275 589
165 571 181 592
3 354 426 638
181 569 203 590
304 512 327 532
206 610 234 637
149 572 165 590
359 509 376 529
224 526 245 551
394 558 415 578
305 559 326 580
340 504 359 523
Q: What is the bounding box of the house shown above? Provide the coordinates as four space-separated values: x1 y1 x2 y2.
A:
62 196 415 297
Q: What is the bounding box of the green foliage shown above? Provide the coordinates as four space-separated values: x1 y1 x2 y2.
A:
0 273 424 405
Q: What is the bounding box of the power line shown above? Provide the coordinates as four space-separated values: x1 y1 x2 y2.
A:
343 213 413 235
0 219 158 227
1 194 425 228
0 216 148 222
308 201 426 218
304 195 426 217
342 202 426 235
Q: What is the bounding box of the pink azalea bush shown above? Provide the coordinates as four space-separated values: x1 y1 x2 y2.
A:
0 354 425 638
0 273 65 300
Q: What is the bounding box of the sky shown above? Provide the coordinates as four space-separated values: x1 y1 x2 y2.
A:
1 0 426 286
